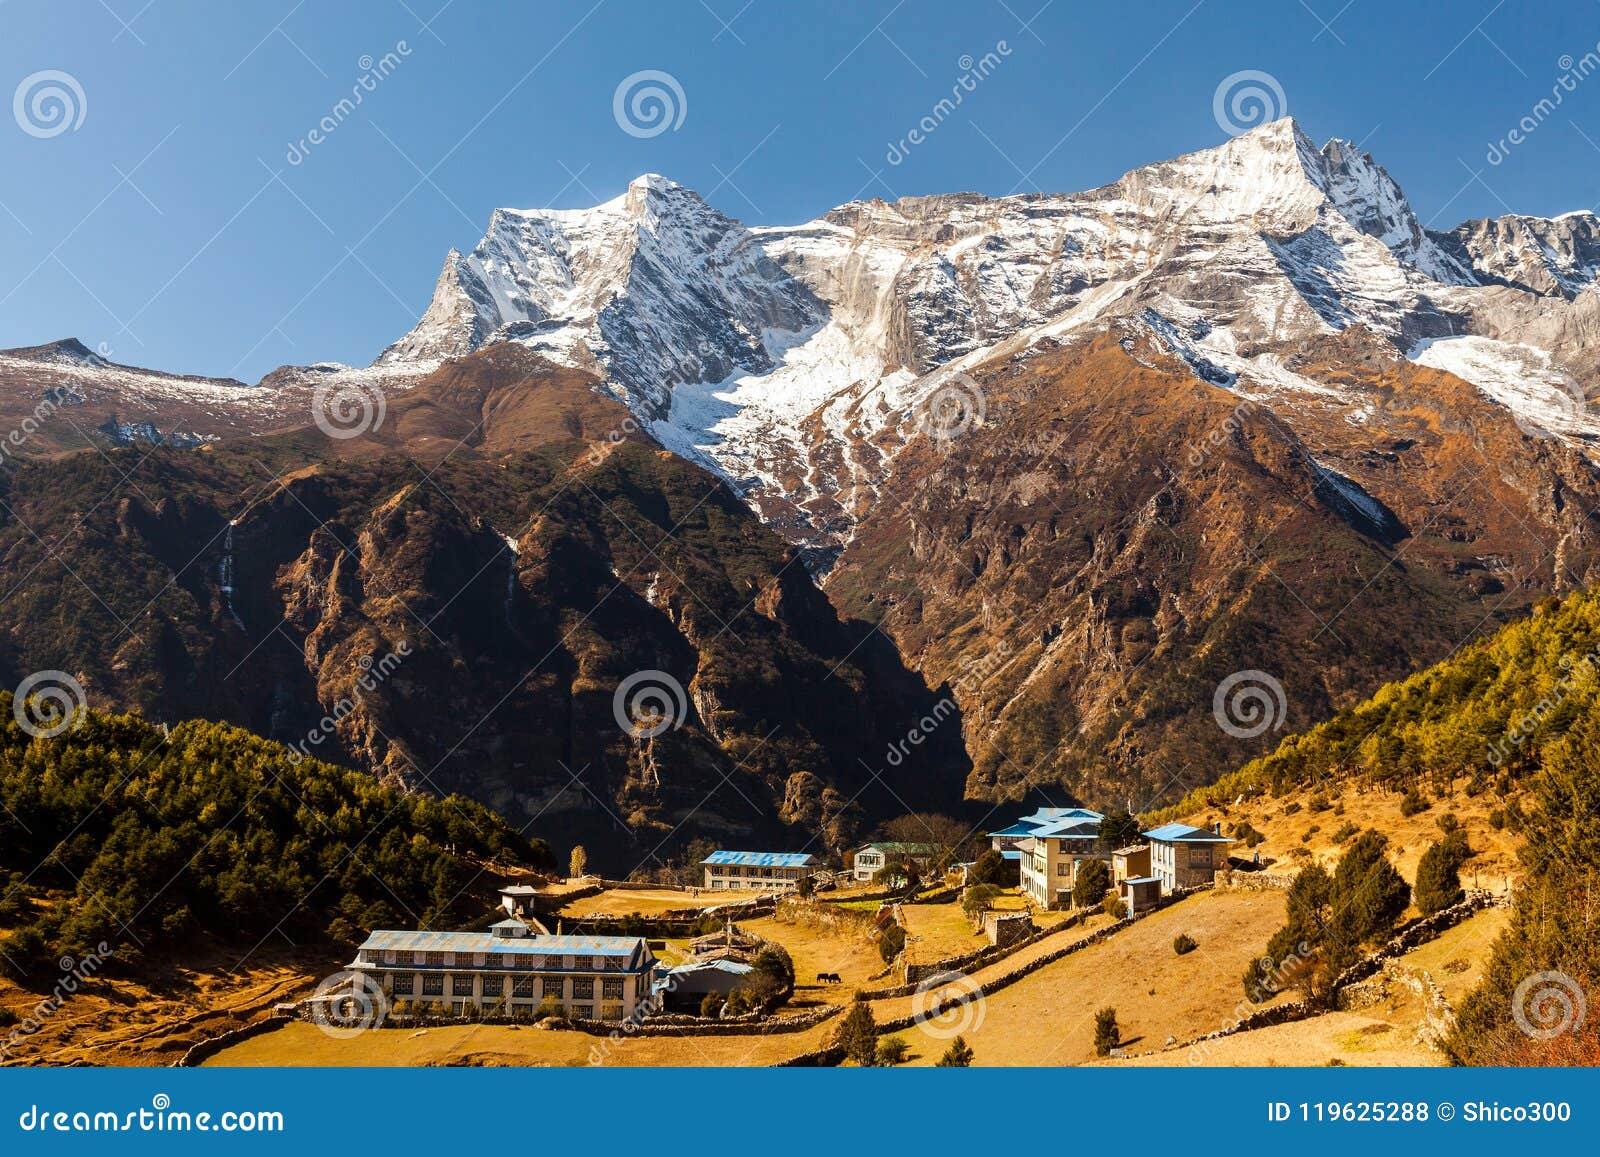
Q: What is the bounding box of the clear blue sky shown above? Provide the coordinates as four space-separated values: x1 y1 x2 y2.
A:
1 0 1596 381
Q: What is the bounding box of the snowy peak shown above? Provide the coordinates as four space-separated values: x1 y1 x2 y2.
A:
1444 211 1600 298
376 173 823 413
1315 137 1472 284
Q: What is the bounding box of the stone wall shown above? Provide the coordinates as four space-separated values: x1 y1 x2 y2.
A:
1213 869 1295 892
173 1016 292 1068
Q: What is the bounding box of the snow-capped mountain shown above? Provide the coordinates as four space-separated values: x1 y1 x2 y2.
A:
372 118 1600 557
377 174 822 419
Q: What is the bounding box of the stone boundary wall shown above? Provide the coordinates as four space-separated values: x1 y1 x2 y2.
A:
173 1015 292 1067
882 885 1209 995
1214 869 1296 892
1147 891 1504 1059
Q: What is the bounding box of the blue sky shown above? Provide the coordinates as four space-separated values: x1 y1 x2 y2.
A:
1 0 1597 381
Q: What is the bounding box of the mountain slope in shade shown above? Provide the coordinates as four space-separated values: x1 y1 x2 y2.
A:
0 347 962 867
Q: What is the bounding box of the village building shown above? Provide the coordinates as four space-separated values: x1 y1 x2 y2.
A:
989 806 1104 867
1118 875 1162 915
701 851 820 891
496 884 541 916
1111 844 1152 883
1143 823 1235 892
851 841 938 883
1017 814 1109 908
656 959 752 1013
349 920 657 1022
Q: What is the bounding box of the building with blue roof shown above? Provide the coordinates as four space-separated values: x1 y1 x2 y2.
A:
988 807 1110 908
349 919 657 1022
1143 823 1234 893
701 850 820 892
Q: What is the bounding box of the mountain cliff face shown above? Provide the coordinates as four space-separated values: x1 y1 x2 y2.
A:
3 116 1598 825
0 348 960 868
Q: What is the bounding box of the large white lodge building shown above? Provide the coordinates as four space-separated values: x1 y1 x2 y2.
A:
349 920 657 1021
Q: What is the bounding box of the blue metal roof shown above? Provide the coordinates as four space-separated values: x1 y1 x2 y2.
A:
989 823 1040 838
1021 806 1104 824
1034 819 1102 840
668 959 752 977
701 851 820 868
1000 850 1023 861
1123 876 1161 886
1143 823 1234 843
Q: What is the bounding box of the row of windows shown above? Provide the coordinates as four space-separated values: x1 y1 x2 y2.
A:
706 866 801 877
387 974 628 999
404 1000 630 1021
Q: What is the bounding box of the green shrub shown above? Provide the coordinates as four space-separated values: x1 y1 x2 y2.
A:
1331 821 1359 844
1072 858 1110 909
1400 788 1430 816
876 1035 910 1065
935 1036 974 1066
1173 933 1197 955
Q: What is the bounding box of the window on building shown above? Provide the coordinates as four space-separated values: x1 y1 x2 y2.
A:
449 974 474 997
422 974 444 996
426 951 447 967
1057 863 1071 876
572 977 595 999
391 974 415 997
602 978 625 999
572 1005 593 1020
542 977 564 998
512 977 536 999
600 1004 624 1021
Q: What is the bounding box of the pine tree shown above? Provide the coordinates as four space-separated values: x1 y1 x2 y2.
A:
1093 1007 1120 1056
569 845 588 879
832 998 879 1066
1415 831 1470 916
936 1036 975 1066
